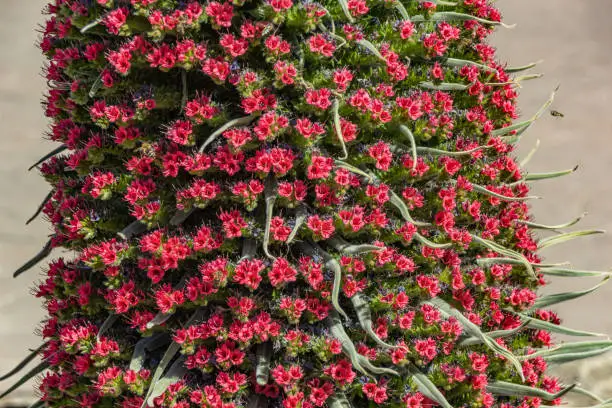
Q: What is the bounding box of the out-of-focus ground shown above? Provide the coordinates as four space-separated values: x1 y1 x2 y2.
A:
1 0 612 405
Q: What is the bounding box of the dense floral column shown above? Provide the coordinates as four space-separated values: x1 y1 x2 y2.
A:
2 0 610 407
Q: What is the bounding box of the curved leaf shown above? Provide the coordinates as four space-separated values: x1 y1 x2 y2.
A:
518 212 586 231
332 100 348 160
129 333 170 372
486 381 575 400
407 363 454 408
28 145 67 171
419 81 468 91
26 190 53 225
524 165 578 181
529 277 610 310
471 235 536 280
538 229 605 250
399 125 418 172
427 297 525 381
97 314 119 340
538 267 612 278
0 361 48 400
13 239 53 278
327 393 352 408
198 115 256 153
255 342 272 386
518 341 612 363
263 176 278 260
350 293 396 349
286 205 307 244
146 356 187 406
0 342 47 381
517 313 606 337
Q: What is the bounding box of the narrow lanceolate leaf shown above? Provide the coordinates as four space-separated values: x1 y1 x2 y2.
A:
398 125 418 171
97 314 119 339
145 311 174 330
28 144 67 171
529 277 610 310
538 267 612 278
327 256 348 320
520 139 541 167
327 393 352 408
538 229 605 250
0 361 48 400
13 239 53 278
492 85 559 137
427 297 526 382
518 212 586 231
471 234 536 280
418 81 468 91
569 386 606 403
407 363 454 408
118 220 147 240
255 342 272 386
140 309 205 408
517 313 606 337
357 39 386 62
198 115 256 152
80 17 103 33
327 311 371 377
146 356 188 406
263 176 277 260
129 333 170 372
459 321 530 347
441 57 498 74
470 182 539 201
332 99 348 160
416 145 489 157
486 381 575 400
286 205 306 244
27 400 44 408
350 293 396 349
506 60 542 73
336 0 355 23
523 165 579 181
429 11 516 28
26 190 53 225
0 343 47 381
518 341 612 363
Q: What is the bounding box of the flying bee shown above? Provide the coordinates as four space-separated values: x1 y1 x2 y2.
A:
550 110 565 118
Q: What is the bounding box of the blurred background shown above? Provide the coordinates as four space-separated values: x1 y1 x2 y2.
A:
1 0 611 405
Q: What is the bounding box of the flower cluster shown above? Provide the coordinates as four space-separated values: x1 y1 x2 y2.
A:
12 0 593 407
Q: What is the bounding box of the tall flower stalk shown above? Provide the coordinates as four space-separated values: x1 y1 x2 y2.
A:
1 0 610 407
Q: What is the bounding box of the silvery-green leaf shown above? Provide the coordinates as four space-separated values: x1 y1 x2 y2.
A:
538 230 605 250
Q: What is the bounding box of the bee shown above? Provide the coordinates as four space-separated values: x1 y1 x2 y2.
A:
550 110 565 118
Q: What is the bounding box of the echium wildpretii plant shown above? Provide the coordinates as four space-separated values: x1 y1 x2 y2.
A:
2 0 612 407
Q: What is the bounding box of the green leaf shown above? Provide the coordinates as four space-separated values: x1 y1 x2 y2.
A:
0 343 47 381
429 11 515 28
517 313 606 337
427 297 526 381
459 321 530 347
263 176 278 260
118 220 147 240
97 314 119 340
80 16 103 33
328 256 348 320
407 363 454 408
26 190 53 225
129 333 170 372
255 342 272 386
519 139 540 167
351 293 396 349
357 40 386 62
337 0 355 23
332 100 348 160
518 212 586 231
198 115 256 153
569 386 605 403
13 239 53 278
441 57 498 74
470 182 538 201
471 235 536 280
538 229 604 250
327 311 371 377
486 381 575 400
140 309 205 408
146 356 187 406
286 205 306 244
146 312 174 330
399 125 418 172
0 361 48 400
28 145 67 171
418 81 468 91
416 145 489 157
529 277 610 310
518 341 612 363
492 85 559 137
506 60 541 73
524 165 579 181
538 267 612 278
327 237 380 255
327 393 352 408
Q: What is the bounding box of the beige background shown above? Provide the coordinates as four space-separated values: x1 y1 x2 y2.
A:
1 0 611 405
